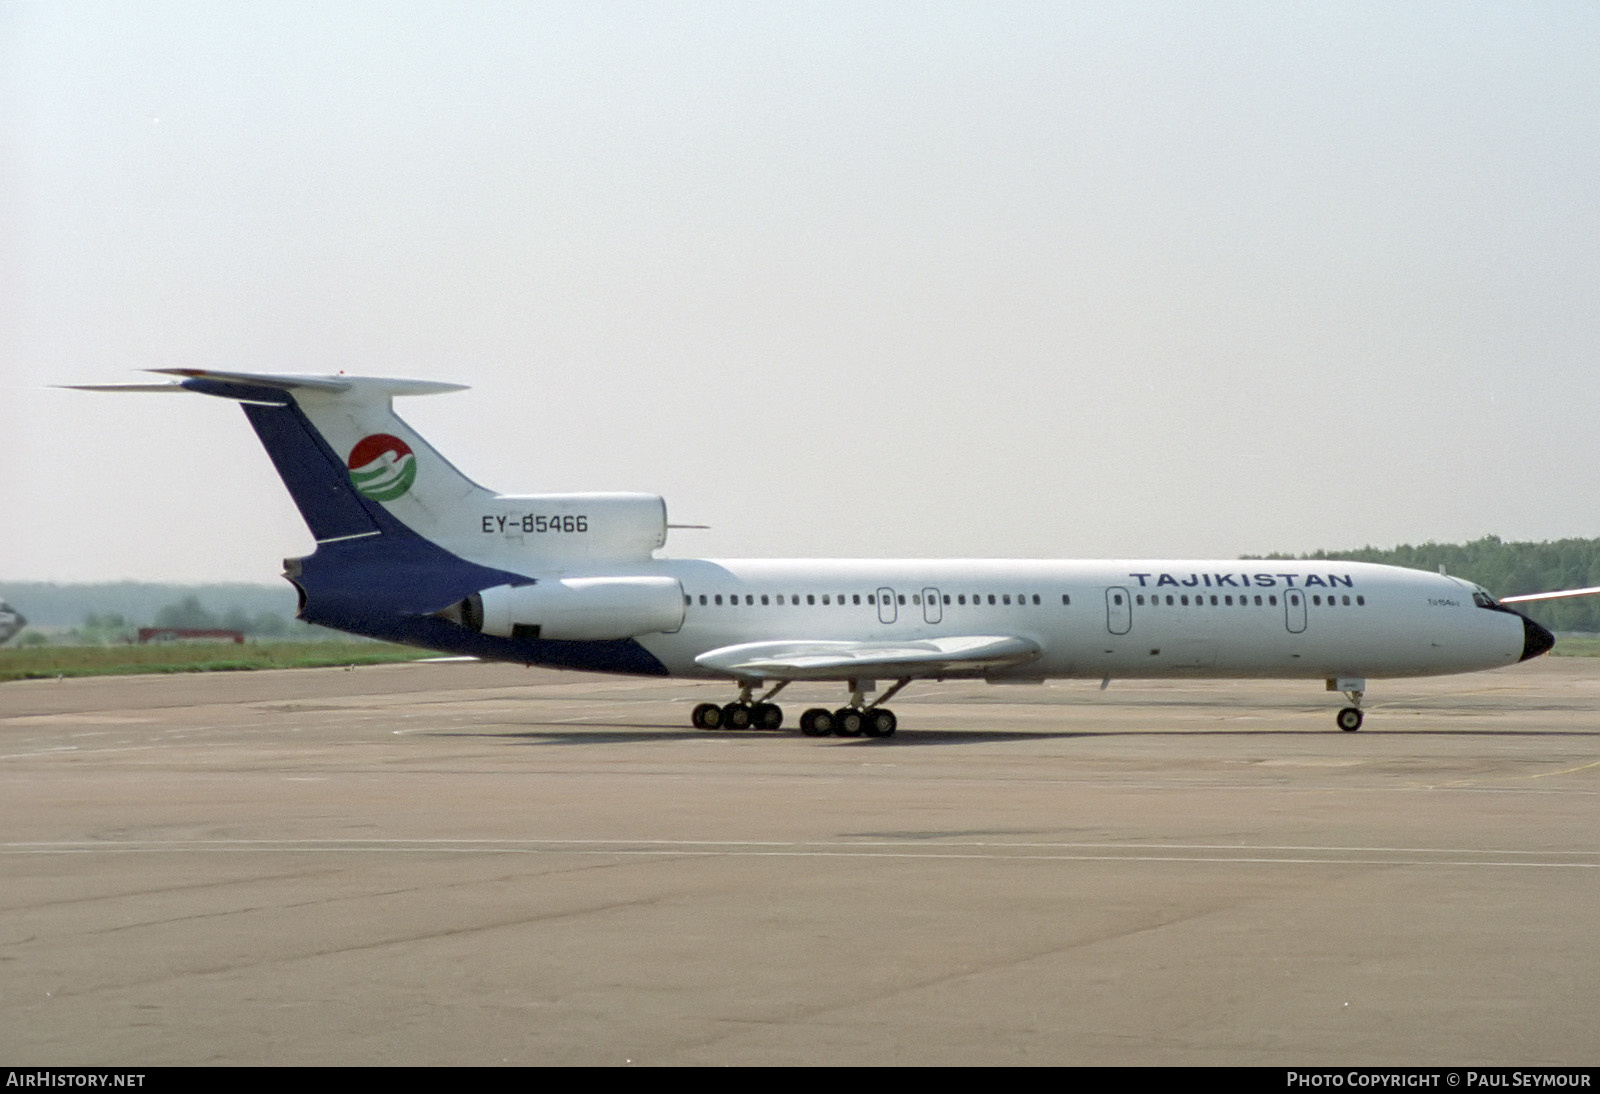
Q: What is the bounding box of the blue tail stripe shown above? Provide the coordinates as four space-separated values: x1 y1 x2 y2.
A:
238 400 382 542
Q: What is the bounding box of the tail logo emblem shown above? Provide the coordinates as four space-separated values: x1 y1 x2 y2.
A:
347 434 417 502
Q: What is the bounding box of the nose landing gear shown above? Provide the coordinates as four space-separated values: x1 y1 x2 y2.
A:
1329 678 1365 731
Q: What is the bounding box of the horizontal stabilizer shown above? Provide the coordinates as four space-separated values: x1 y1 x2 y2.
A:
65 370 467 399
150 368 470 396
695 635 1040 681
61 382 189 393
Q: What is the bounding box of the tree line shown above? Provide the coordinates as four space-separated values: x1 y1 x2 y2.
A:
1252 535 1600 632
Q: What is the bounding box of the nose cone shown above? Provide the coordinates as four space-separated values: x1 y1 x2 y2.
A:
1519 613 1555 661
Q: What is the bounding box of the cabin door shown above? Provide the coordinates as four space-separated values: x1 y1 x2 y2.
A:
877 587 897 624
1105 586 1132 634
1284 589 1307 633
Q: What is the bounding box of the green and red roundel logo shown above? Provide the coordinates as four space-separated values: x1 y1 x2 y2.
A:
347 434 416 502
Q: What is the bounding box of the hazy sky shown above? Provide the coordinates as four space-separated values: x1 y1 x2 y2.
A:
5 2 1598 585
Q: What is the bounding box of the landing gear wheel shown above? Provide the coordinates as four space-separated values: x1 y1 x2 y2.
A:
800 708 833 737
862 708 897 737
1337 707 1364 732
722 702 753 730
834 708 864 737
751 702 784 730
692 702 723 730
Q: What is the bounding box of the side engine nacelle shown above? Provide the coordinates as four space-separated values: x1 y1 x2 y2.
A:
455 576 685 641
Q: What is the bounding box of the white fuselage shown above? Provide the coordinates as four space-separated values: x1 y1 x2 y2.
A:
589 558 1529 682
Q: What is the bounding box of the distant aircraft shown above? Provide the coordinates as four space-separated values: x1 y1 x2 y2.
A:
77 369 1568 736
0 601 25 646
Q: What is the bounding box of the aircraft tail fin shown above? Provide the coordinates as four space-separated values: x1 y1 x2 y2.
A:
73 369 670 573
139 369 494 545
71 369 669 670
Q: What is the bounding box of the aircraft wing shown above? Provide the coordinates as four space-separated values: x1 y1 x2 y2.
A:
1500 586 1600 605
694 635 1040 681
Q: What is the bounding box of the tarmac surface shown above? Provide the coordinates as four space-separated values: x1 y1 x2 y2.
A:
2 656 1597 1066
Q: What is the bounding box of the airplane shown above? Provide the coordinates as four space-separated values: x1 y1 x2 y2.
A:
0 601 26 646
74 368 1564 737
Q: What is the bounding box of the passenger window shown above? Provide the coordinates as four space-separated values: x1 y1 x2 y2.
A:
898 594 906 605
987 594 996 605
761 594 769 605
1357 596 1365 606
822 595 830 605
699 595 708 606
715 595 723 606
853 594 861 605
1003 594 1011 605
807 595 815 605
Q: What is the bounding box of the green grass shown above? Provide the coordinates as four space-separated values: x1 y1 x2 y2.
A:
1551 635 1600 657
0 641 437 683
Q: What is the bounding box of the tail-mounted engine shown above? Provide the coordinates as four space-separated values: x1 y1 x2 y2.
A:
444 576 685 642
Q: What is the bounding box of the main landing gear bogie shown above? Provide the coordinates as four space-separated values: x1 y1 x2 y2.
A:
799 706 897 738
698 678 911 739
693 679 792 732
692 700 783 731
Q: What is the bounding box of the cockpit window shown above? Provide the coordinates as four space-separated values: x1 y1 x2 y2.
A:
1472 589 1498 609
